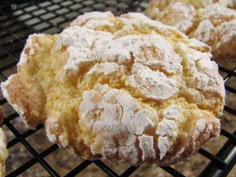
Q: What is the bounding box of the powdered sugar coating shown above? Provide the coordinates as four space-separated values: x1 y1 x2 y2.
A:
192 20 216 44
1 76 26 120
138 135 156 161
71 11 115 28
158 136 171 160
57 27 183 79
18 34 42 65
218 0 236 8
200 3 236 25
156 119 178 138
146 0 236 58
162 105 182 120
126 64 178 101
79 84 157 163
86 62 121 76
1 12 225 165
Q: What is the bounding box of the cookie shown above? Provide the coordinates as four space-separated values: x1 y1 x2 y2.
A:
1 12 225 165
0 107 8 176
146 0 236 58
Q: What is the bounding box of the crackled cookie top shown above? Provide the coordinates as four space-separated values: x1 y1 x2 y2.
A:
1 12 225 165
146 0 236 58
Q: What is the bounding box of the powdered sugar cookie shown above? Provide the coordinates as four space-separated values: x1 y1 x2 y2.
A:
1 12 225 165
146 0 236 58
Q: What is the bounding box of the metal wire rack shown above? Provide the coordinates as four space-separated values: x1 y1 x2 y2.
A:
0 0 235 177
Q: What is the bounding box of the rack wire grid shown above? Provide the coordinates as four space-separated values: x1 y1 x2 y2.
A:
0 0 235 177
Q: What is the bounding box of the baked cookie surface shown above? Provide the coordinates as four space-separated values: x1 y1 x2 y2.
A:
0 107 8 176
146 0 236 58
1 12 225 165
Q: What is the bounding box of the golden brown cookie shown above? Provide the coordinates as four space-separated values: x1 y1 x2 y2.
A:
146 0 236 58
0 107 8 176
1 12 225 165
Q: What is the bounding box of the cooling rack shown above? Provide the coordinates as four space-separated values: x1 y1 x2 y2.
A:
0 0 235 176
